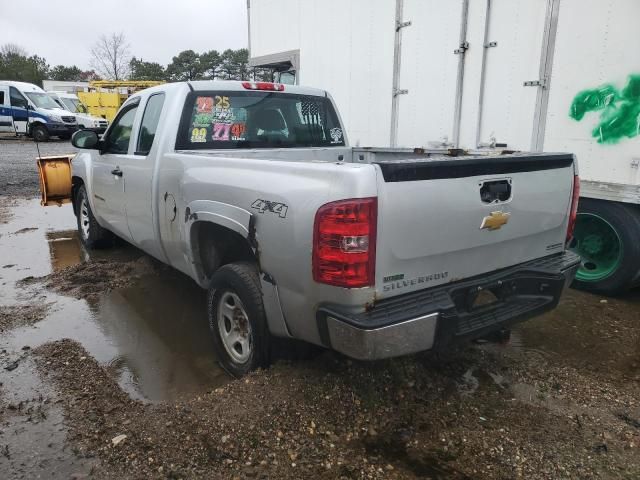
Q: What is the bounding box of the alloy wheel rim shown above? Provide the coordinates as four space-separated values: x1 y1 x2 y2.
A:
217 291 252 363
569 213 623 282
80 197 90 240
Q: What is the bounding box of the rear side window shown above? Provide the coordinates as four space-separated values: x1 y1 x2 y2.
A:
176 90 345 149
0 91 4 104
136 93 165 155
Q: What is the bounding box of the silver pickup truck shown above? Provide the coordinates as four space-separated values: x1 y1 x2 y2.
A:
69 80 580 376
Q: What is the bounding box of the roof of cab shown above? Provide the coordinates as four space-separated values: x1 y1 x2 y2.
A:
0 80 45 92
187 80 326 97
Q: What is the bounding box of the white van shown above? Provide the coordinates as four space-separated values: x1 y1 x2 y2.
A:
0 81 79 141
47 91 109 134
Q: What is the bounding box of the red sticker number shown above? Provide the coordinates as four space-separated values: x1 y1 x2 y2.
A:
231 123 246 139
196 97 213 113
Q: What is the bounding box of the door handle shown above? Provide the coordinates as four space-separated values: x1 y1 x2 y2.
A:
111 167 123 177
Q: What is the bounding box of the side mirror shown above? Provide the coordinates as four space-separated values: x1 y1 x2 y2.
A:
26 104 34 110
72 130 100 149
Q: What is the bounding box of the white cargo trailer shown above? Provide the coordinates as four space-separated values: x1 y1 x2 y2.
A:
248 0 640 295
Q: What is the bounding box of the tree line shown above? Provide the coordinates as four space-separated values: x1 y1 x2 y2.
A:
0 32 272 87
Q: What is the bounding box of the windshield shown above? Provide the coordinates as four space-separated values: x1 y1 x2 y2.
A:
25 92 62 110
176 90 345 149
61 97 87 113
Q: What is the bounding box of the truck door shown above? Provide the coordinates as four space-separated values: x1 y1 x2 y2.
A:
471 0 550 150
91 100 140 242
120 92 166 258
9 87 29 134
0 87 13 133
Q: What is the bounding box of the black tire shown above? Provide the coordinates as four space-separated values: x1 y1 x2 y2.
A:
570 198 640 296
207 262 270 377
75 185 113 249
31 125 50 142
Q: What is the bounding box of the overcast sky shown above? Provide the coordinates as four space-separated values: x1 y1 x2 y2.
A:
0 0 248 70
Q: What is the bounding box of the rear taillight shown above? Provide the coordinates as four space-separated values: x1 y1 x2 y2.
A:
566 174 580 242
313 198 377 288
241 81 285 91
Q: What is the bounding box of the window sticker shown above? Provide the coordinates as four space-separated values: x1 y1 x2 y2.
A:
192 113 213 128
231 123 246 141
212 107 234 122
196 97 213 114
212 123 231 141
214 96 230 109
190 127 207 143
330 127 343 144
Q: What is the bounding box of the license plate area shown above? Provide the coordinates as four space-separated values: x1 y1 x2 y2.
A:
451 280 514 313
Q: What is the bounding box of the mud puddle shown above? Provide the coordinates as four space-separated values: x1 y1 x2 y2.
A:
0 199 229 402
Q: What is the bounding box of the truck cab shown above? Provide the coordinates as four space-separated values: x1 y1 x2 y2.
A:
48 91 109 134
0 81 78 141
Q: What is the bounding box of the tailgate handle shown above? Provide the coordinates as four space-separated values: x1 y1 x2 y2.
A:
480 179 511 203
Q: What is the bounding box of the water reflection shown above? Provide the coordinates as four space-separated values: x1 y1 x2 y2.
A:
1 199 229 402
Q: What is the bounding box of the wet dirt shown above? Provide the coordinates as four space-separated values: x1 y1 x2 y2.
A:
0 194 639 478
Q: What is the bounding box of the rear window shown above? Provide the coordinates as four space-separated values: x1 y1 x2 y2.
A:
176 90 345 149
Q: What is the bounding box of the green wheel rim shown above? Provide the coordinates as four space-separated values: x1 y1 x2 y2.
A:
569 213 623 282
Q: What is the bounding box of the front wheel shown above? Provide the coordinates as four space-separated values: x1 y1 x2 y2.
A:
207 262 270 377
31 125 50 142
569 198 640 295
75 185 113 249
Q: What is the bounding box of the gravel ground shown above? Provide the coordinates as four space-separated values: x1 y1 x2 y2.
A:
0 135 77 198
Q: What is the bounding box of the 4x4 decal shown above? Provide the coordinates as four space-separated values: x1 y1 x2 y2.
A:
251 199 288 218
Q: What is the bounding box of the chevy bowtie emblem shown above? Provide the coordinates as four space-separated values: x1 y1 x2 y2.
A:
480 211 511 230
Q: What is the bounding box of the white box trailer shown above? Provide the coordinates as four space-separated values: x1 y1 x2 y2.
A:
248 0 640 295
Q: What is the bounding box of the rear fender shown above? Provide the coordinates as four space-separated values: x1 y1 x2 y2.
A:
184 199 291 338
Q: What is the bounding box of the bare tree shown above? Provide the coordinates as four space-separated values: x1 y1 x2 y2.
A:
90 33 131 81
1 43 28 56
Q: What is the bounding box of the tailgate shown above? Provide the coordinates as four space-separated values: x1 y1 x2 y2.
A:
374 153 575 299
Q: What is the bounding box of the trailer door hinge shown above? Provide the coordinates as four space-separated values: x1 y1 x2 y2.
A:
454 41 469 54
393 88 408 96
524 79 547 88
396 20 411 31
484 41 498 48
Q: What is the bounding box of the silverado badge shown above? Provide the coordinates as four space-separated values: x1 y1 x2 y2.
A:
480 211 511 231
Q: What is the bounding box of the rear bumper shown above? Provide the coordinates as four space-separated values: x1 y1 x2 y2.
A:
317 251 581 360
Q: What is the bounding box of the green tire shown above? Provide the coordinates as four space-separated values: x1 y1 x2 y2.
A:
570 198 640 295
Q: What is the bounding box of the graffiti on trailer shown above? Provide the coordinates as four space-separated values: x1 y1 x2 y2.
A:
569 74 640 144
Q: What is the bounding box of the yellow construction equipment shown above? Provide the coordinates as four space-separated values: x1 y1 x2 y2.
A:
77 80 165 122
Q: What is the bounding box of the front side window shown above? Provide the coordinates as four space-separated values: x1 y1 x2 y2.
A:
176 90 345 149
136 93 165 155
24 92 60 110
104 104 138 154
9 87 28 108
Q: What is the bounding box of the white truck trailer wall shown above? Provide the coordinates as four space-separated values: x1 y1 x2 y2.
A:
395 0 463 148
543 0 640 192
250 0 640 195
249 0 396 147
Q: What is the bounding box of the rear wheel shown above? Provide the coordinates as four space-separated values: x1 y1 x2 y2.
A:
75 185 113 249
569 198 640 295
207 262 270 377
31 125 49 142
